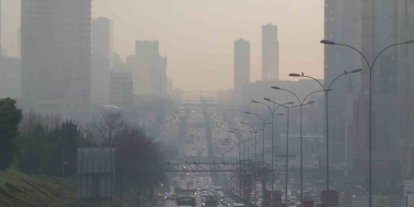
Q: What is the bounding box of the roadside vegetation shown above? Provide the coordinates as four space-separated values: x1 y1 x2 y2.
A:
0 98 171 206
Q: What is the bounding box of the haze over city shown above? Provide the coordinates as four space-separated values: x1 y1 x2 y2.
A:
0 0 413 207
2 0 323 90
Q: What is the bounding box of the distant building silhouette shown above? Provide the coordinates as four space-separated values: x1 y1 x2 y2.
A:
234 38 250 101
262 23 279 80
0 0 21 99
0 56 20 99
91 17 112 105
133 40 167 97
110 71 133 108
0 0 2 56
21 0 91 110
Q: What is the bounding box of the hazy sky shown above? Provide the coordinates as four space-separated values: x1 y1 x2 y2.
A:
2 0 324 91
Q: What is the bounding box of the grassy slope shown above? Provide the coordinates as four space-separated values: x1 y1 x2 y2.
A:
0 170 85 207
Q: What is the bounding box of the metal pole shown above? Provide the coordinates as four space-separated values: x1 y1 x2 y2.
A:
300 104 303 206
239 143 242 197
369 68 372 207
271 112 275 207
285 108 290 207
263 126 265 169
254 131 258 203
255 131 258 164
247 139 250 161
244 140 247 160
262 123 266 207
326 91 330 205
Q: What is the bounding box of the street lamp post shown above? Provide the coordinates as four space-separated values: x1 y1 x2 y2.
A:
271 87 324 205
321 39 414 207
277 112 289 207
251 100 293 207
239 141 242 197
232 129 249 161
228 146 235 188
244 111 269 207
265 98 313 207
229 129 252 199
289 69 361 206
227 130 243 196
241 122 260 163
241 121 262 203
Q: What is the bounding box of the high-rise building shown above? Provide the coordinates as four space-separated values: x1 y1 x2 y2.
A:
0 56 20 99
134 40 167 97
151 56 167 97
324 0 362 166
110 71 133 108
21 0 91 110
0 0 2 56
234 38 250 101
92 18 111 63
345 0 414 185
91 17 111 105
262 23 279 80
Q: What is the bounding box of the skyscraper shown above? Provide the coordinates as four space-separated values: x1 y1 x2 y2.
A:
91 17 112 105
21 0 91 109
92 18 111 63
324 0 361 166
110 71 133 108
234 38 250 101
345 0 414 184
0 0 2 56
134 40 167 97
262 23 279 80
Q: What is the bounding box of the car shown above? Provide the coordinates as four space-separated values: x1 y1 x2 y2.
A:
220 198 234 206
232 203 245 207
215 190 225 198
202 200 219 207
180 189 196 198
175 196 196 207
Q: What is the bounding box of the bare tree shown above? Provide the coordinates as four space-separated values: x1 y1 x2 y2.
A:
19 111 62 134
90 111 124 146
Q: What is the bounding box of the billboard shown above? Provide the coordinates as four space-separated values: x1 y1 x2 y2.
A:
77 148 115 201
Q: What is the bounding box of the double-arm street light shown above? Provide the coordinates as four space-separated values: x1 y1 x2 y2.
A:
244 112 268 169
276 112 289 207
289 69 362 206
228 129 248 160
228 145 238 189
321 39 414 207
229 128 254 199
240 121 261 163
240 121 264 203
228 129 245 197
265 98 314 207
244 111 269 207
250 100 294 207
271 87 324 206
